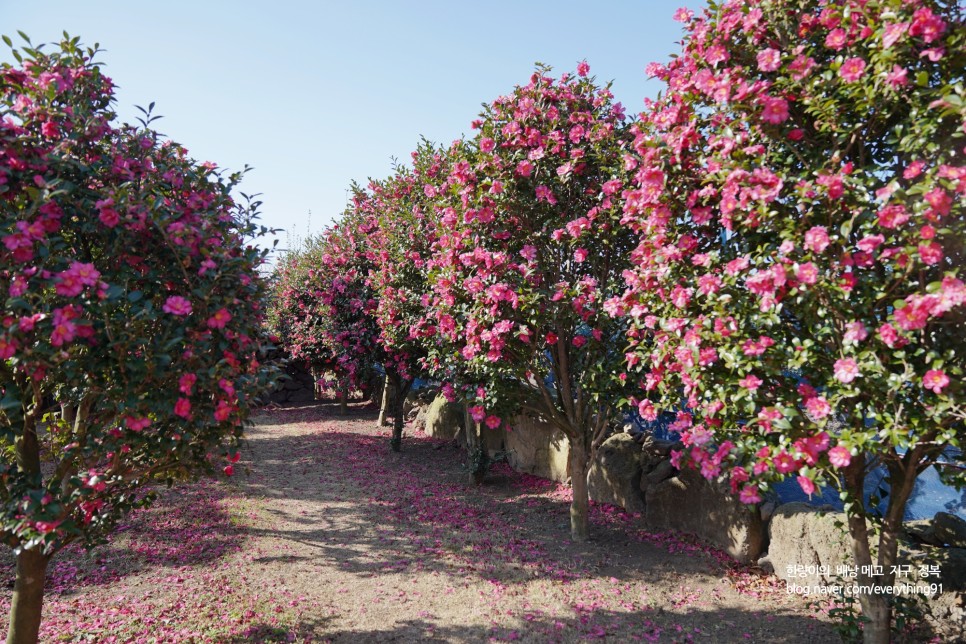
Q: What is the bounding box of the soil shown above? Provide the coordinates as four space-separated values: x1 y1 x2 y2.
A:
0 401 846 642
223 401 839 643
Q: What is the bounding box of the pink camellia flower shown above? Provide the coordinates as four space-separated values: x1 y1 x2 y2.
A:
174 397 192 419
773 450 798 474
795 262 819 285
739 374 763 391
839 57 867 82
843 321 868 343
922 369 950 394
163 295 192 316
0 338 18 360
797 475 817 496
179 372 197 395
485 415 502 429
576 60 590 77
214 399 233 422
909 6 947 43
545 332 558 345
828 445 852 468
857 235 885 253
825 28 848 50
672 7 693 22
223 465 234 477
479 138 496 152
886 65 909 88
757 48 782 71
739 484 762 505
882 22 909 48
469 406 486 423
516 160 533 177
759 96 790 124
572 335 587 348
877 323 901 348
805 396 832 419
918 242 943 265
40 121 59 138
574 248 588 263
54 272 84 297
804 226 830 253
125 416 151 432
638 398 658 421
207 308 232 329
833 358 860 383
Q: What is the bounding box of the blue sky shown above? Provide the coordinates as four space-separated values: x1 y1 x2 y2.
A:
3 1 703 260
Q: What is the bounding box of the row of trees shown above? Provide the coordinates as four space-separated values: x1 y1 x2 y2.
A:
270 1 964 641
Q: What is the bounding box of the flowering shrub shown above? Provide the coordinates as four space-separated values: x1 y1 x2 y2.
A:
617 2 964 640
267 239 338 378
356 142 454 450
283 210 383 410
427 64 637 540
0 35 276 642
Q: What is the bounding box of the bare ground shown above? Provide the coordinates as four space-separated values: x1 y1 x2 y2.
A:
0 401 846 642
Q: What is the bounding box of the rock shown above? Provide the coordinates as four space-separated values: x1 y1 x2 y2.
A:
925 591 966 643
757 554 775 574
766 503 850 587
934 512 966 548
402 390 421 417
479 420 507 455
760 501 777 524
505 414 570 482
643 459 675 488
423 395 463 440
412 406 428 431
645 468 765 563
931 546 966 591
587 433 645 514
282 378 302 391
904 519 944 547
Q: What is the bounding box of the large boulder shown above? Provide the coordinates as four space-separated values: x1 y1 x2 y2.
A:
934 512 966 548
765 503 851 587
423 395 463 440
505 414 570 482
587 433 645 513
645 468 765 563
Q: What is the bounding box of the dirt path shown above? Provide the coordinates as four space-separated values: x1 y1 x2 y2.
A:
232 401 837 643
0 401 841 642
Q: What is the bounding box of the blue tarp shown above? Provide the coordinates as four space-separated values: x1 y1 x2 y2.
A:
625 411 965 521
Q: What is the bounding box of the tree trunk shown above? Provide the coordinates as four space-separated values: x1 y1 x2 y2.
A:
8 387 51 644
377 374 391 426
391 400 403 452
6 548 49 644
843 456 890 644
339 385 349 415
388 371 410 452
464 410 485 485
568 436 589 542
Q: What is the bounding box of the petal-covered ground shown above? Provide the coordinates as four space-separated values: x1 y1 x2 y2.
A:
1 402 843 642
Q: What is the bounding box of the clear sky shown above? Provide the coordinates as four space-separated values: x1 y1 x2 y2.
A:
2 1 703 260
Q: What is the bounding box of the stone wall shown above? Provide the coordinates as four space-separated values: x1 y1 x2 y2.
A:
505 413 570 482
267 361 316 404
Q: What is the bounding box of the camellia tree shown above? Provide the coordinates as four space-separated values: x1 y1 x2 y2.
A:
1 36 276 642
360 141 449 451
267 236 340 393
427 64 638 540
618 1 964 640
296 209 383 415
